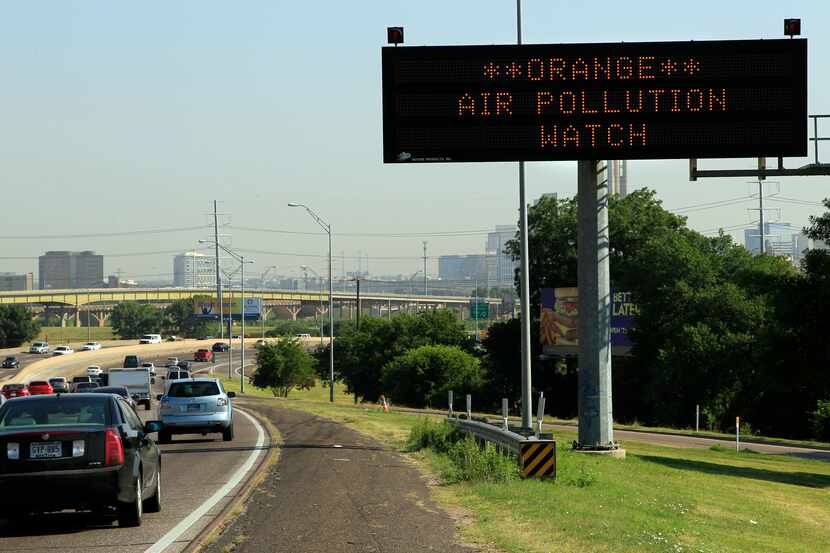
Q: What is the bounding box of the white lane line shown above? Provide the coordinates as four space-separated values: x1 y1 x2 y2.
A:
144 408 266 553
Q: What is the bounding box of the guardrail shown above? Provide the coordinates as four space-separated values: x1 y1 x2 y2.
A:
446 391 556 478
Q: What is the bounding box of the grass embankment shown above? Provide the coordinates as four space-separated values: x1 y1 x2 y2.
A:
231 380 830 553
36 326 115 343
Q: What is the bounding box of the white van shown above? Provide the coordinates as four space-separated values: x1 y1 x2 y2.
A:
139 334 162 344
29 341 49 354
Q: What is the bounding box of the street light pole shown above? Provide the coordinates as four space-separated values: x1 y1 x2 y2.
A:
289 202 335 402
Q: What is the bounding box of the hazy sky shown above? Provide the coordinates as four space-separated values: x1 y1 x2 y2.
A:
1 1 828 283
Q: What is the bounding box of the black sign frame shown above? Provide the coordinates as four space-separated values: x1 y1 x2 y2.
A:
382 39 807 163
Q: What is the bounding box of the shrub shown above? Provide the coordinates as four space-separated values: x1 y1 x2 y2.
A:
811 400 830 441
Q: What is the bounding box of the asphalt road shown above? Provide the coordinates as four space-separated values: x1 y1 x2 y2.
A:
0 347 268 553
205 401 474 553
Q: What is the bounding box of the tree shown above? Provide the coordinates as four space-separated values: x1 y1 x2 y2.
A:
322 309 472 403
0 306 40 348
253 339 316 398
164 297 211 338
111 303 163 339
382 345 484 408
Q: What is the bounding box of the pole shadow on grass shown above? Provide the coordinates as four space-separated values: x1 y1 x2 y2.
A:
638 455 830 488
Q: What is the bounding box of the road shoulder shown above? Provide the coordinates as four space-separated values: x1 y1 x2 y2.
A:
203 399 478 553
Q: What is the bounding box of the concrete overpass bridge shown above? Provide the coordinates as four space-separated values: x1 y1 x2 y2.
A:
0 288 504 327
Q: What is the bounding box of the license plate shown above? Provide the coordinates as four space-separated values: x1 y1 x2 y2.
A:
187 403 201 412
30 442 62 459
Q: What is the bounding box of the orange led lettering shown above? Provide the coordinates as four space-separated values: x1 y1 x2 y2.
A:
581 91 598 114
495 92 512 115
458 93 475 117
629 123 647 146
603 90 620 113
559 91 576 115
638 56 655 79
536 91 554 115
709 88 727 111
571 58 590 80
540 125 558 148
586 124 602 147
648 89 665 111
670 89 682 112
563 125 580 147
593 57 611 79
480 92 491 116
549 58 566 80
528 58 544 81
686 89 703 112
616 57 633 79
607 124 624 147
625 90 643 112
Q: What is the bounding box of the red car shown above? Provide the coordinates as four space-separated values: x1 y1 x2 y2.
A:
1 384 30 399
194 349 213 362
27 381 54 395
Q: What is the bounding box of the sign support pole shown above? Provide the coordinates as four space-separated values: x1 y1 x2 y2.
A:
516 0 533 432
576 160 615 449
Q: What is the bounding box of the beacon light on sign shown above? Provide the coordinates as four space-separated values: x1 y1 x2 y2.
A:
387 27 404 45
785 18 801 37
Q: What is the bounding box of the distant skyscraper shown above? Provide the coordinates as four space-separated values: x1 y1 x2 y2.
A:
173 251 216 288
38 251 103 289
438 254 487 282
486 225 518 287
607 160 628 197
0 272 33 291
744 223 797 258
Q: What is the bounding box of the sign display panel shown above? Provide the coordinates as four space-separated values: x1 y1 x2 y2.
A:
194 297 262 320
382 39 807 162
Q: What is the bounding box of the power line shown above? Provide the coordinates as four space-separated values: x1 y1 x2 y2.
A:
227 224 494 238
670 195 755 213
0 225 214 240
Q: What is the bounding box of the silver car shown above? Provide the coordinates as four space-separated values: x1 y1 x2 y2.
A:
157 378 234 443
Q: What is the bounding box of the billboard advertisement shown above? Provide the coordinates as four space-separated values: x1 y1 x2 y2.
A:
194 297 262 320
540 288 637 355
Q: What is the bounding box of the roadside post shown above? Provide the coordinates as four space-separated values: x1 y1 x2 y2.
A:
502 398 509 430
535 393 546 438
448 390 454 418
736 416 740 452
696 405 700 432
466 394 472 420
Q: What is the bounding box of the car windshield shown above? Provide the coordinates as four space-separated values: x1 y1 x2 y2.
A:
0 397 110 427
76 383 99 389
73 377 91 382
29 381 48 387
4 357 14 361
167 382 220 398
48 379 64 384
3 384 25 390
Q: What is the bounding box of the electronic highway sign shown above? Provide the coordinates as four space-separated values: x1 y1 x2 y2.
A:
382 39 807 162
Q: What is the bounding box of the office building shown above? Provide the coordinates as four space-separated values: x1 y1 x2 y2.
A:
487 225 518 286
438 254 487 282
0 272 33 291
173 251 216 288
38 251 104 289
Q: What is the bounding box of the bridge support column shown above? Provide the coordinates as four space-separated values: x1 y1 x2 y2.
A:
75 308 81 327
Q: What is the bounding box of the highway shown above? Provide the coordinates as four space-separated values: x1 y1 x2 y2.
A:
0 343 269 553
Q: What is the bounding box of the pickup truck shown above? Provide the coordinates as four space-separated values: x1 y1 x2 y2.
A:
107 368 153 410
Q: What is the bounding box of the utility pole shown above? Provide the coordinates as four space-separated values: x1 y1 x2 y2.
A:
355 278 361 330
422 241 428 296
213 200 223 340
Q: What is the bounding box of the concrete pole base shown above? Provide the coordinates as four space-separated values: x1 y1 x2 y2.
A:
573 448 626 460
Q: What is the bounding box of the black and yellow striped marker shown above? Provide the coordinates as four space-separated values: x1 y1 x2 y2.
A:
520 441 556 478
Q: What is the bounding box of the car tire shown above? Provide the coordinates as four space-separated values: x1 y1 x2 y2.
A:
117 474 143 527
222 424 234 442
159 430 172 444
143 470 162 513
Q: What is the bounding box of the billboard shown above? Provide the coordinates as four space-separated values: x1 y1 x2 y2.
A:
194 297 262 320
540 288 637 355
382 39 807 162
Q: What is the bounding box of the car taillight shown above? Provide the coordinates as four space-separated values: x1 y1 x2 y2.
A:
104 428 124 466
217 397 228 407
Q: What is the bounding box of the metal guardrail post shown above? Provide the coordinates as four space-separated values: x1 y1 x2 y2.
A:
502 398 509 430
448 390 454 418
466 394 472 420
535 393 546 438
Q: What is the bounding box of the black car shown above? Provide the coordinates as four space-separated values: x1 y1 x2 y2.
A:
211 342 230 353
0 394 162 526
90 386 138 409
123 355 141 369
176 360 192 371
1 357 19 369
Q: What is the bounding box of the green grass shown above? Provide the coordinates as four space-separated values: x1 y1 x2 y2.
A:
235 380 830 553
36 326 115 343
